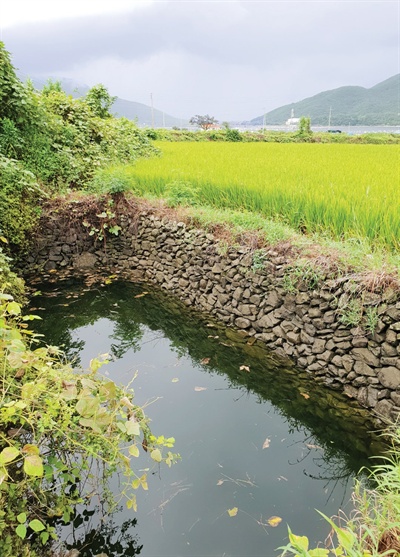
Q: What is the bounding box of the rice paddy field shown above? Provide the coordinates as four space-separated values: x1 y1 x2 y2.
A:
105 142 400 251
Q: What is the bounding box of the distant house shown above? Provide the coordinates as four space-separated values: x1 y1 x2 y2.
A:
285 109 300 126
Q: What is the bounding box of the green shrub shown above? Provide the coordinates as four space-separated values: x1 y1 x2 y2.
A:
165 180 199 207
0 155 46 253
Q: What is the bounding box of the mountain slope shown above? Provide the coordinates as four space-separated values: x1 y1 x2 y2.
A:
251 75 400 126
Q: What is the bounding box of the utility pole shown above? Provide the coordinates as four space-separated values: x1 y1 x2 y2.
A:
328 106 332 127
150 93 155 128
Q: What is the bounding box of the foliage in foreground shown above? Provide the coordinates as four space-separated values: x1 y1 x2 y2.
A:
0 285 178 556
0 41 158 254
279 428 400 557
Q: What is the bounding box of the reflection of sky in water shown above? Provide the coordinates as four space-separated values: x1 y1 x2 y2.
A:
63 324 356 556
32 284 377 557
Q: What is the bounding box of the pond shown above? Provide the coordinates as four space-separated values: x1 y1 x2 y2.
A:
29 278 383 557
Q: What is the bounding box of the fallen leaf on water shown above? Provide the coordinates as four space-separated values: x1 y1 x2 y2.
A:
239 365 250 372
216 479 224 486
200 358 210 365
194 386 207 392
268 516 282 527
277 476 288 482
134 292 149 298
208 335 219 339
262 438 271 449
171 378 179 383
227 507 238 517
300 392 310 399
305 443 323 451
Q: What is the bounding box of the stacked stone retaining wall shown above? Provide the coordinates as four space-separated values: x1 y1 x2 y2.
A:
25 206 400 423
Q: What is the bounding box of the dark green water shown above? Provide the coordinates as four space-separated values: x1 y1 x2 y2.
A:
29 279 382 557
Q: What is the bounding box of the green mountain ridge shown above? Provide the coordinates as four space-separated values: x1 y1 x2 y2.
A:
251 74 400 126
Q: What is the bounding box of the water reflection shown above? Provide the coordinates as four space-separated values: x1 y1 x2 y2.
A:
62 507 142 556
29 278 384 556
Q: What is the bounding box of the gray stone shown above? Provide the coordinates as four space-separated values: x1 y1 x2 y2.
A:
374 399 394 420
351 337 368 348
73 252 97 269
233 287 243 301
378 367 400 389
256 312 280 329
354 361 375 377
342 355 354 372
235 317 251 329
312 339 326 354
308 308 322 318
286 331 300 344
264 290 281 308
352 348 380 367
390 392 400 406
385 329 397 345
381 342 398 357
295 292 310 304
300 329 314 345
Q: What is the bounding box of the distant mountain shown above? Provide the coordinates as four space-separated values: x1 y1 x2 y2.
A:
251 75 400 126
22 75 188 128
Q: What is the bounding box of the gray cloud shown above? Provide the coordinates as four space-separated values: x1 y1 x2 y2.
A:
3 1 398 120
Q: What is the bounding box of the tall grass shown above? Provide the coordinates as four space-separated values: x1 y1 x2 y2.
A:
93 142 400 251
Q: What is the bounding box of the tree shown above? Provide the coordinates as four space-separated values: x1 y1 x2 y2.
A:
85 84 117 119
189 114 219 130
298 116 312 136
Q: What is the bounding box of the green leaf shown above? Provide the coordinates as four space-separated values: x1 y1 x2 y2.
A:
17 512 27 524
40 530 50 544
21 382 37 400
6 301 21 315
129 445 140 458
0 466 7 485
0 446 19 464
150 448 162 463
288 531 309 552
76 396 99 418
16 524 27 539
336 528 356 551
126 494 137 511
29 519 45 532
22 444 40 455
24 454 44 477
125 418 140 436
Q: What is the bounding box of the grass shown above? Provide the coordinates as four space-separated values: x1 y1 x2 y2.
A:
279 426 400 556
93 142 399 252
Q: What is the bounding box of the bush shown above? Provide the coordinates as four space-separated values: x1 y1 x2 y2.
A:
165 180 199 207
0 155 46 253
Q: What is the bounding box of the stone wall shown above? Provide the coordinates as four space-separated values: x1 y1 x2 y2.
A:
25 205 400 423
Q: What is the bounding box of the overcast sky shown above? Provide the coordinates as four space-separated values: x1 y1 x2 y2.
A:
1 0 398 121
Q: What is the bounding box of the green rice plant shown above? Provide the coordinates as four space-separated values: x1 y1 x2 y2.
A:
119 142 399 252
